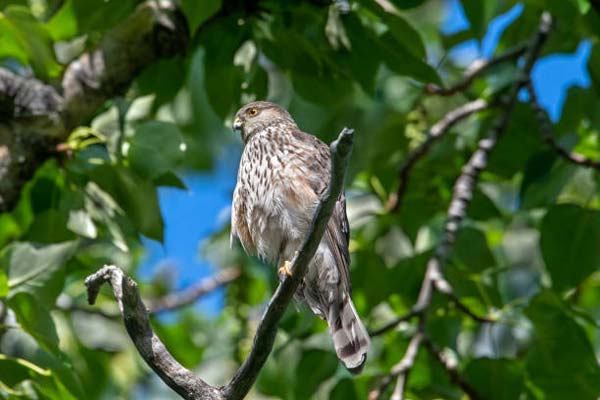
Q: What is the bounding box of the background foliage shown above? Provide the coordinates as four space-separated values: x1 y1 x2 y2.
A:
1 0 600 399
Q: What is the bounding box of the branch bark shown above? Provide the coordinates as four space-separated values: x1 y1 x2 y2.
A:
386 99 490 213
85 265 224 400
0 0 188 212
372 11 552 400
84 128 354 400
148 268 242 313
425 44 527 96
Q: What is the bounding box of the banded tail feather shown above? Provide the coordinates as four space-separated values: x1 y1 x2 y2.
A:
328 292 370 374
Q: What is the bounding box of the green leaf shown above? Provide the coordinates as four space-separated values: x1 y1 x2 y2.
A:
588 42 600 96
128 121 186 180
330 377 358 400
89 165 164 241
520 151 577 209
365 1 426 59
45 0 77 40
67 209 97 239
181 0 222 34
460 0 498 40
153 171 187 190
464 358 524 400
4 241 77 304
0 354 51 388
0 269 7 298
525 290 600 400
200 17 246 119
135 57 186 110
540 204 600 291
451 227 495 272
8 292 60 353
293 349 338 400
0 6 61 78
376 32 441 84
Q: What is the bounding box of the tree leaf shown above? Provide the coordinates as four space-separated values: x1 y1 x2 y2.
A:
464 358 524 400
451 227 495 272
293 349 338 400
460 0 498 40
540 204 600 291
0 6 61 78
128 121 186 180
8 292 60 354
89 165 164 241
181 0 222 34
525 290 600 400
330 378 359 400
4 241 77 304
376 32 441 84
0 354 51 388
365 0 426 59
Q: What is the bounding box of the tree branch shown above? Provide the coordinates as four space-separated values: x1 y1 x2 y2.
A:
372 12 552 399
84 128 354 399
425 44 528 96
0 0 188 212
386 99 490 213
524 79 600 169
368 330 424 400
148 268 242 313
222 128 354 400
85 265 224 400
422 336 482 400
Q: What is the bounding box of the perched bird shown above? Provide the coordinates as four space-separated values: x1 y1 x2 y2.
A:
230 101 370 373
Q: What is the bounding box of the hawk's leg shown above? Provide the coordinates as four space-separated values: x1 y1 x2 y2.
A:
278 251 298 278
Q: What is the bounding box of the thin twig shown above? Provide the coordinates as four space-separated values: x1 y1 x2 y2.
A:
85 265 224 400
223 128 354 400
368 331 424 400
369 309 420 337
432 276 496 323
422 336 483 400
425 44 528 96
148 268 242 313
525 79 600 169
373 12 553 400
386 99 490 212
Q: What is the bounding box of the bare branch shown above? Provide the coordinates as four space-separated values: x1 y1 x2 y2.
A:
432 276 496 323
85 265 224 400
84 128 354 400
148 268 242 313
222 128 354 400
368 331 424 400
422 336 483 400
369 309 419 337
425 44 528 96
386 99 490 212
373 12 552 400
524 79 600 169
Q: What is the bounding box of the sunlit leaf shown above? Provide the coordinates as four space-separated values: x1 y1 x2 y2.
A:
540 204 600 291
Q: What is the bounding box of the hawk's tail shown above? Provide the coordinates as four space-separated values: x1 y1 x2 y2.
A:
328 292 370 374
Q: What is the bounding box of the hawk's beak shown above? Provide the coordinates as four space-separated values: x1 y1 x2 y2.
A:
233 117 243 132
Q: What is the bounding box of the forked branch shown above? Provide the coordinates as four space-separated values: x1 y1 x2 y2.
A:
85 128 355 400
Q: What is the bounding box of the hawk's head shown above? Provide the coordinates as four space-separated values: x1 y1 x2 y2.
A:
233 101 295 142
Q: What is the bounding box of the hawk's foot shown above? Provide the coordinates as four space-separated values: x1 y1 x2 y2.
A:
278 260 293 277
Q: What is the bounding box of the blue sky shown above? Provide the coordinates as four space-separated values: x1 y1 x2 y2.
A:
139 0 591 316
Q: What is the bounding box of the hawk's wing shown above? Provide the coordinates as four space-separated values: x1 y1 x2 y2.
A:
292 129 352 293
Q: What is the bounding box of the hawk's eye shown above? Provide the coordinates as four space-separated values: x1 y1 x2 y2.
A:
247 108 258 117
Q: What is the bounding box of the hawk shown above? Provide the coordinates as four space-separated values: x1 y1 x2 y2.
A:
230 101 369 373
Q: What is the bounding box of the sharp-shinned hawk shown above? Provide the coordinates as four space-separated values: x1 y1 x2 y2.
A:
230 101 369 373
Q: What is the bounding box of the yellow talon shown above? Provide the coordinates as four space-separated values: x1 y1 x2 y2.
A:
278 260 293 277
